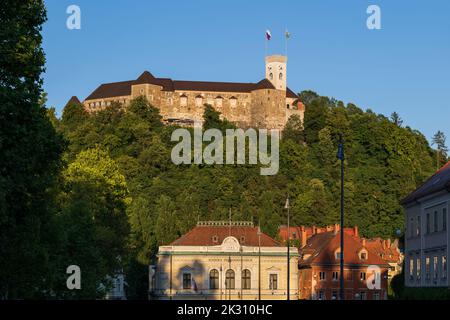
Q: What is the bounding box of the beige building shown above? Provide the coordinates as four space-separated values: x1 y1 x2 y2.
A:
77 55 304 129
149 221 299 300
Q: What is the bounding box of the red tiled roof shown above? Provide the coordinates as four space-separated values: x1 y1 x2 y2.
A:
300 231 389 267
84 71 299 100
365 238 401 264
169 225 281 247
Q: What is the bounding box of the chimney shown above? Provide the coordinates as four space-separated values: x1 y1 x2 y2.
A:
312 226 317 235
353 226 359 238
301 229 307 248
362 238 366 247
387 239 391 248
382 240 386 250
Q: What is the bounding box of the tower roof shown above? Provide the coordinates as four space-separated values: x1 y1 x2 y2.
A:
135 70 156 84
65 96 81 107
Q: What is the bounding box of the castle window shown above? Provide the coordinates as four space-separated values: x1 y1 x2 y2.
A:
269 73 273 80
229 97 237 108
180 95 188 107
279 73 283 80
195 95 203 107
107 101 111 106
215 96 223 108
140 89 144 94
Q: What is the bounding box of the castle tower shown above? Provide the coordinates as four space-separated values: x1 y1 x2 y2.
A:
265 55 287 91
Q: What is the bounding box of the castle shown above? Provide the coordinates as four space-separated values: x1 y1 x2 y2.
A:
73 55 304 129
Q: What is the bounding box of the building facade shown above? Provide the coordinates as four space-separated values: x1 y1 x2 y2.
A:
149 221 299 300
402 161 450 288
72 55 304 130
279 225 391 300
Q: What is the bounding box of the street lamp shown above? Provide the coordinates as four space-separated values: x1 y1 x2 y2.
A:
337 134 345 300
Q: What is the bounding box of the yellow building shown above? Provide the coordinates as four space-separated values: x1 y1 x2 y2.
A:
149 221 299 300
76 55 304 130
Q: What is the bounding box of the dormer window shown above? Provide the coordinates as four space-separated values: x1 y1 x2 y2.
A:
359 249 368 260
212 235 219 243
240 236 246 244
335 248 342 260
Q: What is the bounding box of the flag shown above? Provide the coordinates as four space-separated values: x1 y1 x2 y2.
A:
265 29 272 40
285 30 290 39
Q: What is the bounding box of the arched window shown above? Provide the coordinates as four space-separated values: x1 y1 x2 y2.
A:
215 96 223 108
229 96 237 108
195 95 203 107
225 269 235 289
209 269 219 289
279 73 283 80
242 269 251 290
269 73 273 80
180 95 188 107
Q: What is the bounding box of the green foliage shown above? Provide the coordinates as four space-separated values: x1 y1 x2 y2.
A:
56 147 130 298
0 0 64 299
54 92 439 298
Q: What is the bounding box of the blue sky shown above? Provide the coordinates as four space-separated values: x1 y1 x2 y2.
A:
42 0 450 144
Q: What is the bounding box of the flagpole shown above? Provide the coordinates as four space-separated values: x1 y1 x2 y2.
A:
285 27 288 57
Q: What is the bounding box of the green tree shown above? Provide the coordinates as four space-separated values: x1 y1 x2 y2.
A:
432 130 448 169
0 0 64 298
57 147 130 298
283 114 304 143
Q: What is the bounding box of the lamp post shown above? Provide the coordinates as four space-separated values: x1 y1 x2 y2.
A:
258 226 261 300
284 196 290 301
337 134 345 300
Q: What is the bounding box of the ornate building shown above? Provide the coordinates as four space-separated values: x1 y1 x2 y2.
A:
73 55 304 129
149 221 299 300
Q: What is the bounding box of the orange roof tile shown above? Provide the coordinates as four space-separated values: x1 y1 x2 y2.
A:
169 224 281 247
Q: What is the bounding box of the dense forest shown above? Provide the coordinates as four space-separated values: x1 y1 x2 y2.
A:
1 0 448 300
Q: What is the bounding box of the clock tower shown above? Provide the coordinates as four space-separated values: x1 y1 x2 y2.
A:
265 55 287 91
